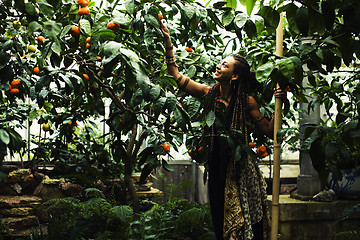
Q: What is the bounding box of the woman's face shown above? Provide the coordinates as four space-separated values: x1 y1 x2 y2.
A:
213 56 239 84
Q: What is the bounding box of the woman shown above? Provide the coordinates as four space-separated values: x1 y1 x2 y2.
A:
160 20 285 240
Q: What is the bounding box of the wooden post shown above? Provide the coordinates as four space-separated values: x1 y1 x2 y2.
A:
271 9 284 240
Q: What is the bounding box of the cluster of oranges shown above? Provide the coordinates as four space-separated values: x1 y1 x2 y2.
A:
86 37 91 48
188 146 204 159
249 142 269 158
9 79 21 95
77 0 90 16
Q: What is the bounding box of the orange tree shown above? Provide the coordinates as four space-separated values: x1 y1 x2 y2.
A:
0 0 359 212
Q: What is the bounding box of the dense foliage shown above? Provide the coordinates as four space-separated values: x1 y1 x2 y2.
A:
0 0 359 208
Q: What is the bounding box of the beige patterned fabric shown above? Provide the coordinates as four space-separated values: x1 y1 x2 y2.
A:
223 158 271 240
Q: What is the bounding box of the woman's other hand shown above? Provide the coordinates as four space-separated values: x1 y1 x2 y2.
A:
273 87 287 99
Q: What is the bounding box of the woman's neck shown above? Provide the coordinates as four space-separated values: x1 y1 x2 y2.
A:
219 82 232 100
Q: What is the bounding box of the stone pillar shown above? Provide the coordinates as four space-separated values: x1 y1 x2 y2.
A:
294 39 322 198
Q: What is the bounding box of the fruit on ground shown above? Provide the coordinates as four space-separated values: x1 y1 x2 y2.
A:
77 0 89 7
70 26 81 37
11 79 20 88
78 6 90 16
107 21 120 31
42 122 50 132
33 67 40 75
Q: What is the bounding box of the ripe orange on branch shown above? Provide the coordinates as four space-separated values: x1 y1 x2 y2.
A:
86 37 91 42
107 21 120 31
77 0 89 7
258 145 266 153
158 14 163 21
33 67 40 75
9 88 19 95
11 79 20 88
37 36 45 45
248 142 256 148
70 26 81 37
78 6 90 16
162 143 170 152
83 74 89 80
185 46 193 52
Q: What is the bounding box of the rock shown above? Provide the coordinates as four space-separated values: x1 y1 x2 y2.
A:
10 183 22 194
313 188 337 202
0 184 18 195
8 169 32 183
2 215 38 229
62 182 83 197
0 207 34 217
0 195 42 208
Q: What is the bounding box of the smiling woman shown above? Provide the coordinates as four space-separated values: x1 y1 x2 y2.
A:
160 18 286 240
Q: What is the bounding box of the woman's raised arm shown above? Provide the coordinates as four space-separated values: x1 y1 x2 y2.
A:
159 20 210 98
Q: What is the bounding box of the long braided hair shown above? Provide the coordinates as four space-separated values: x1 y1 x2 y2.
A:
204 54 259 147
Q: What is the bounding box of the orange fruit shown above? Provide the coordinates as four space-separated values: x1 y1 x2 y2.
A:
286 86 291 92
77 0 89 7
188 150 196 159
106 21 120 31
42 122 50 132
198 146 204 153
86 37 91 42
158 14 163 21
248 142 256 148
11 79 20 88
33 67 40 75
261 152 269 158
10 88 19 95
97 56 102 61
259 145 266 153
37 36 45 45
119 119 124 123
185 46 193 52
86 42 90 48
78 6 90 16
70 26 81 37
162 143 170 152
83 74 89 80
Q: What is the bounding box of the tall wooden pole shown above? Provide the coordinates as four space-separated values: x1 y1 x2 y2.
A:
271 9 284 240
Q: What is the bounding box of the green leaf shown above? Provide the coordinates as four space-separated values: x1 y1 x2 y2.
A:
125 0 135 14
234 12 248 28
222 10 234 26
92 29 116 40
285 3 300 34
162 159 174 171
308 8 325 36
0 129 10 145
0 50 10 70
226 0 237 10
206 111 215 127
187 97 201 118
144 14 159 29
43 21 62 40
183 5 196 20
295 7 309 35
309 137 326 172
245 0 256 16
25 2 37 16
187 65 197 78
28 21 42 34
154 97 167 117
166 92 177 112
38 0 54 18
257 6 279 33
79 19 92 35
244 19 257 38
149 85 161 101
276 57 295 80
256 62 275 82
